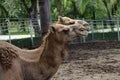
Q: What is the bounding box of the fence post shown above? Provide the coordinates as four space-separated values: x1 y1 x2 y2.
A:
7 18 11 43
91 20 94 41
117 18 120 41
37 14 42 36
82 18 86 43
30 19 34 47
102 20 105 40
82 36 86 43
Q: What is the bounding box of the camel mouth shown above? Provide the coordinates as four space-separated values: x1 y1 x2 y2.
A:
81 30 89 36
73 28 89 37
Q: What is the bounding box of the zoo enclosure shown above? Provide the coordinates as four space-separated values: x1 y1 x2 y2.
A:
0 18 120 46
72 17 120 43
0 18 41 46
90 18 120 40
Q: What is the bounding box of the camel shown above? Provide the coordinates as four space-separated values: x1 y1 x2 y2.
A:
57 16 89 27
57 16 89 36
0 17 89 80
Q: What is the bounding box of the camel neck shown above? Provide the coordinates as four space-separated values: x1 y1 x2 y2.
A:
40 34 65 68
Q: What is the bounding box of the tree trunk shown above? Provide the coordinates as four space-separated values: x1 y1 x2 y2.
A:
39 0 51 36
20 0 41 36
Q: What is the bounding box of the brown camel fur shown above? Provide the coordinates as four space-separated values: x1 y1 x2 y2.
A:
0 17 89 80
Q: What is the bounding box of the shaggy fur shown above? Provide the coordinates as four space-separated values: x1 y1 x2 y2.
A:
0 47 17 70
0 17 89 80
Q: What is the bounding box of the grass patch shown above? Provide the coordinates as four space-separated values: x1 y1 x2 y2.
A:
7 36 42 48
86 32 118 41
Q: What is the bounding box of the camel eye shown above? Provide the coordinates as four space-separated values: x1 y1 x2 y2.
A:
63 29 69 34
79 28 85 31
69 21 75 24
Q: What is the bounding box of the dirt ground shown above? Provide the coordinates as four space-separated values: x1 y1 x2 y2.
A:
51 48 120 80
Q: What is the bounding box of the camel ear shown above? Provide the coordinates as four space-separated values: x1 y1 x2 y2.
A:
50 25 56 33
58 16 63 22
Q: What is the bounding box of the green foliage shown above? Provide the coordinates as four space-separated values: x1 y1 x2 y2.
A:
51 8 59 20
75 0 91 16
0 0 120 19
51 0 120 19
0 3 8 17
51 0 73 19
1 0 28 18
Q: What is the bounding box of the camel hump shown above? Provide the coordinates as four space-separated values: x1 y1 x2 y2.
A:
0 47 18 70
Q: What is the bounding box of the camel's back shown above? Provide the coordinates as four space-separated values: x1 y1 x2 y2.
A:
0 41 19 70
0 41 19 48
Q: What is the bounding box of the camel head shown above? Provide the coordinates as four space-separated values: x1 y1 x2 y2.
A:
49 23 89 43
70 20 89 36
57 16 75 25
57 16 89 36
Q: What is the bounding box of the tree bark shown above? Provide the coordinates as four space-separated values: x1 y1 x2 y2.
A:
39 0 51 36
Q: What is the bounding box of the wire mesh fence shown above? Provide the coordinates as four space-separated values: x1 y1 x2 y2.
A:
88 19 120 41
0 18 120 46
71 18 120 44
0 18 36 45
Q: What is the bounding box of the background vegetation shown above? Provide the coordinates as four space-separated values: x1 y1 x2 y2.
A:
51 0 120 20
0 0 120 19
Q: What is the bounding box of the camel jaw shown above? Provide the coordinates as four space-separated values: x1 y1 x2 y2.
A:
70 25 89 37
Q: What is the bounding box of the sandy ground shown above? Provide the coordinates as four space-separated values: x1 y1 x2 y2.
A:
51 48 120 80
